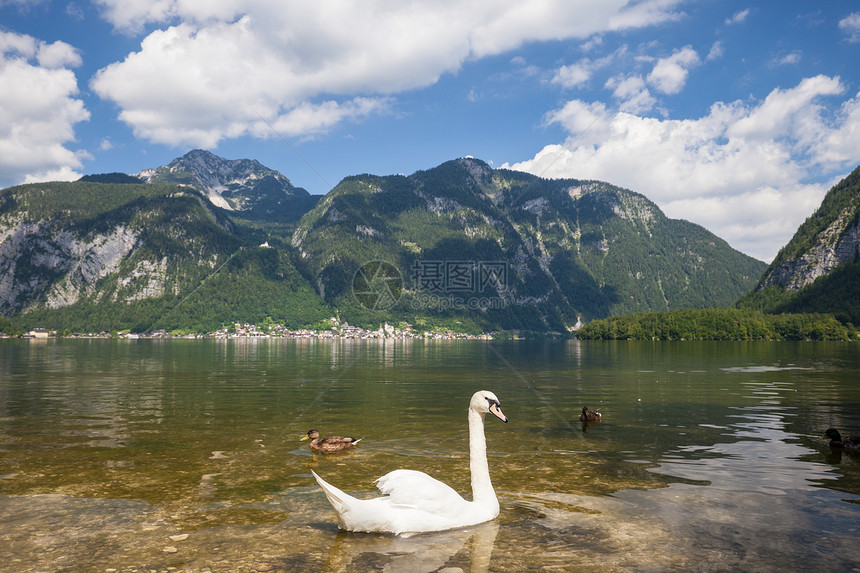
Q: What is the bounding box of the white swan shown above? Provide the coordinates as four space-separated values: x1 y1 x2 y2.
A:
312 390 508 535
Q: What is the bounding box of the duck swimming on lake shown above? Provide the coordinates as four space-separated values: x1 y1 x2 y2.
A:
579 406 601 422
312 390 508 535
302 429 362 453
823 428 860 450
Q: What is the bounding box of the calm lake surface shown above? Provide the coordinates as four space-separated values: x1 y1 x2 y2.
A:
1 339 858 572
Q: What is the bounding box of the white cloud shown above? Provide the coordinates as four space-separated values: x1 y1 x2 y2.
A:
22 164 88 184
726 75 842 142
93 0 249 33
544 99 610 142
0 31 89 188
647 46 699 95
771 51 801 66
725 9 750 25
839 12 860 42
0 29 37 56
90 0 686 147
262 98 391 139
553 62 593 88
817 94 860 167
580 35 605 52
36 39 82 68
507 75 860 262
706 41 724 61
66 2 84 20
552 47 624 89
605 75 656 113
607 0 684 30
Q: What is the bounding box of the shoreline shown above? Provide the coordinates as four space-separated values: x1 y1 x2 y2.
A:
9 322 509 341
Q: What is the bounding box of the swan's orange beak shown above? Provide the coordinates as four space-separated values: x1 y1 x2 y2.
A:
489 402 508 423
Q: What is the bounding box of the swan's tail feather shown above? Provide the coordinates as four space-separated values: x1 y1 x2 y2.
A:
312 470 355 528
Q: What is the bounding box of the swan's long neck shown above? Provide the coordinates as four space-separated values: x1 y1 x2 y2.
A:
468 408 498 509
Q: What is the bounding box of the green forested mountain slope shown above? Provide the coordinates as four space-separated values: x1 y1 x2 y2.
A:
576 308 854 341
0 180 330 333
291 157 765 331
737 165 860 324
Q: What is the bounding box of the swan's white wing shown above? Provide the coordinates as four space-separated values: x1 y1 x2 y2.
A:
375 469 468 517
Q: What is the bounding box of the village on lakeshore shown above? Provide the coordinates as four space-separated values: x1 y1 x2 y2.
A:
11 319 498 341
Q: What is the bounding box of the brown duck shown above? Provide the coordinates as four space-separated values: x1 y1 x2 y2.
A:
302 429 362 452
579 406 602 422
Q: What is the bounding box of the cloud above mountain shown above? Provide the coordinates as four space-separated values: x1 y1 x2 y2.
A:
0 31 90 184
89 0 683 147
507 75 857 260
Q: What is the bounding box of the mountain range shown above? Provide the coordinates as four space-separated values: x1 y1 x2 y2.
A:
291 156 764 331
2 149 852 335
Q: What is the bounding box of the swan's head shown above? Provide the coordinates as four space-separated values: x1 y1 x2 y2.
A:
471 390 508 423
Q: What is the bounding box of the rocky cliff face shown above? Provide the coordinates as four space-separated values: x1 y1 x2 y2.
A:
755 166 860 292
0 181 238 318
0 217 139 315
763 214 860 290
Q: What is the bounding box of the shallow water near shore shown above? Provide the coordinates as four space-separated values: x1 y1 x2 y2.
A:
1 338 859 572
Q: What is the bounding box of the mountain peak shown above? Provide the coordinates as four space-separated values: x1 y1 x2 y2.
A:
136 149 314 220
164 148 291 191
179 148 217 161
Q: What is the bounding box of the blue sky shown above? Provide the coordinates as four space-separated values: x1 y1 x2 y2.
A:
2 1 859 262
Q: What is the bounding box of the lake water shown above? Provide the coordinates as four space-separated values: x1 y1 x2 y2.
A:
1 339 858 572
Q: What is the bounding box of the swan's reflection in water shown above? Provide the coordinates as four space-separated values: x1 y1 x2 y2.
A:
322 520 499 573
